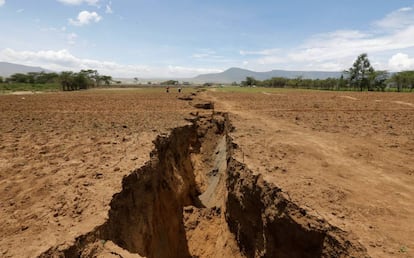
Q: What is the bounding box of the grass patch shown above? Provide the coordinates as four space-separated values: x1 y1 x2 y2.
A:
210 86 313 93
0 83 61 93
211 86 413 93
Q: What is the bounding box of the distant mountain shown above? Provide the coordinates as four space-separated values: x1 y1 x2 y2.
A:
191 67 342 83
0 62 52 78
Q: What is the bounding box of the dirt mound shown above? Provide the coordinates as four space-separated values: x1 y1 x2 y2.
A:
40 112 367 258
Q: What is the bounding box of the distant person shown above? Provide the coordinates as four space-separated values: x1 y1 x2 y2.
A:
166 86 170 93
178 87 182 93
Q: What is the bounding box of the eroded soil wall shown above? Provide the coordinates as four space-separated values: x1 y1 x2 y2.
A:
101 124 201 257
40 112 368 258
226 159 368 258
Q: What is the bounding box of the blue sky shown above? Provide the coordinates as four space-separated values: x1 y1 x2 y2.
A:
1 0 414 78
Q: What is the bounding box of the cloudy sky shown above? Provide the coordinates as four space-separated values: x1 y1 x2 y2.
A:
1 0 414 78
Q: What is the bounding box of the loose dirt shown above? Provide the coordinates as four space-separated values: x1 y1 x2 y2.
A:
0 89 413 258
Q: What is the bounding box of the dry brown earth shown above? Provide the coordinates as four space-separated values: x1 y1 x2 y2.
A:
200 90 414 258
0 88 413 257
0 89 195 257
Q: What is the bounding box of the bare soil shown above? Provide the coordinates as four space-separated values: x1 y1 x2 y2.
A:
0 89 413 258
0 90 195 257
200 90 414 258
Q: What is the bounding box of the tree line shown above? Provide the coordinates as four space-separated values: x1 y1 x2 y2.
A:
241 54 414 92
0 70 113 91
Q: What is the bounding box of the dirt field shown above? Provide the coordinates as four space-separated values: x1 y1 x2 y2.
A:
0 89 196 257
0 88 413 257
201 89 414 257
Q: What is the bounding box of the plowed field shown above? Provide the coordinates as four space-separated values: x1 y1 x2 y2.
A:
1 88 413 258
201 89 414 257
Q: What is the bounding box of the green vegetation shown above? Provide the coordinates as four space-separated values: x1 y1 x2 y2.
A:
6 71 60 84
239 53 413 92
160 80 178 85
1 54 413 93
344 53 375 91
241 76 258 87
213 86 305 93
0 82 61 92
0 70 113 92
390 71 414 92
59 69 112 91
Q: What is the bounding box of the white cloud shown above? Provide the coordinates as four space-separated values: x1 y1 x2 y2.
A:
388 53 414 70
240 6 414 72
165 65 222 77
0 48 79 68
105 2 113 14
0 48 222 78
256 56 285 65
240 48 281 56
69 11 102 26
0 0 5 7
287 25 414 67
57 0 99 6
375 6 414 30
16 8 24 13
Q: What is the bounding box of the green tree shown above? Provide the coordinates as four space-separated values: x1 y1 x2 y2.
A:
80 69 99 87
369 70 389 91
35 72 59 84
390 71 414 92
100 75 113 85
338 75 347 90
59 71 74 91
241 76 257 87
287 77 300 88
271 77 288 88
402 71 414 91
345 53 375 91
0 76 3 83
59 70 113 91
74 72 90 90
161 80 178 85
9 73 29 83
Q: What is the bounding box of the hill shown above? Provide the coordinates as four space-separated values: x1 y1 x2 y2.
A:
192 67 342 83
0 62 52 78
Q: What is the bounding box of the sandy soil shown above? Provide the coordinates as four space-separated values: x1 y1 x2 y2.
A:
200 90 414 258
0 88 413 257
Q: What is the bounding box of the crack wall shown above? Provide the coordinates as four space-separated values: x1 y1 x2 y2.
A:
226 160 368 258
40 111 369 258
100 124 200 257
